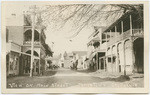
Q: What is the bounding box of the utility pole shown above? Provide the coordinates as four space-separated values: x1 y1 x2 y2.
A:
28 5 51 77
121 21 126 76
30 5 36 77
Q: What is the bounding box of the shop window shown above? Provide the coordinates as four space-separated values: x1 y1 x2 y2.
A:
108 57 111 62
6 54 9 72
14 57 18 70
108 56 116 63
9 55 19 71
113 56 116 63
10 58 13 71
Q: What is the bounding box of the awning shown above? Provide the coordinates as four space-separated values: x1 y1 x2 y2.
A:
9 50 40 59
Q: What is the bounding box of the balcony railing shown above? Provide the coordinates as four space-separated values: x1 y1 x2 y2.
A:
23 41 41 46
132 29 144 36
23 41 46 51
107 29 143 46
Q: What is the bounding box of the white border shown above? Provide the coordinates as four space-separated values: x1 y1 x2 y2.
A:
1 1 149 94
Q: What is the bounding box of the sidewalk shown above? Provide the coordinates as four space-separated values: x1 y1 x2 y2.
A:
88 70 144 87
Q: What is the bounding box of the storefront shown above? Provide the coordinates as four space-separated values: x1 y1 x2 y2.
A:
6 51 20 76
6 50 40 76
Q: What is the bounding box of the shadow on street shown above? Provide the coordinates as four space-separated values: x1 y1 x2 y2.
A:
7 68 143 88
92 75 130 82
76 69 97 73
43 69 58 76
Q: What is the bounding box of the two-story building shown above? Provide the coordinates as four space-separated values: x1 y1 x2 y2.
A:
6 12 53 76
102 10 143 75
87 26 107 70
86 9 143 75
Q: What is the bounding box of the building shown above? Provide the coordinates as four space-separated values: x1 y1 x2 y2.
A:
87 10 143 75
60 51 74 68
87 26 107 70
72 51 87 69
103 10 143 75
45 56 53 70
58 51 87 69
6 12 53 76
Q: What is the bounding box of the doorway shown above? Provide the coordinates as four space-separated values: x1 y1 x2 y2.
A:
133 38 144 73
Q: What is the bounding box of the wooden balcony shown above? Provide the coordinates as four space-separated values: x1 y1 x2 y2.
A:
23 41 46 52
132 29 144 37
107 29 143 46
23 41 41 46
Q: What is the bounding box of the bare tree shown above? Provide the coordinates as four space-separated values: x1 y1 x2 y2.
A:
30 4 143 38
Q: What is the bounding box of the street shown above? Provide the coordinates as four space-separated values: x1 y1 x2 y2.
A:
7 68 144 88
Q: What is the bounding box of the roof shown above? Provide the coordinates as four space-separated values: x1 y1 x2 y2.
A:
91 36 99 41
88 26 107 39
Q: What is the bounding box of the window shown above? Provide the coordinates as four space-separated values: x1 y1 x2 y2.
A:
108 57 111 62
113 56 116 63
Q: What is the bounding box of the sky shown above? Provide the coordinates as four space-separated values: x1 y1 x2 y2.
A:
4 2 96 56
45 23 94 56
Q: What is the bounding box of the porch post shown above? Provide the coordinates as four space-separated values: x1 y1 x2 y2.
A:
105 32 108 72
45 59 47 70
39 31 41 43
130 14 135 74
110 30 112 40
115 26 117 73
115 26 118 73
106 55 108 72
115 26 117 44
121 21 124 34
104 57 106 71
99 31 102 45
109 30 112 73
123 42 126 75
39 58 40 75
111 47 113 73
99 58 102 70
116 44 119 73
34 59 36 73
131 37 135 74
97 53 99 70
115 26 117 38
130 15 133 35
106 32 107 42
8 52 11 75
